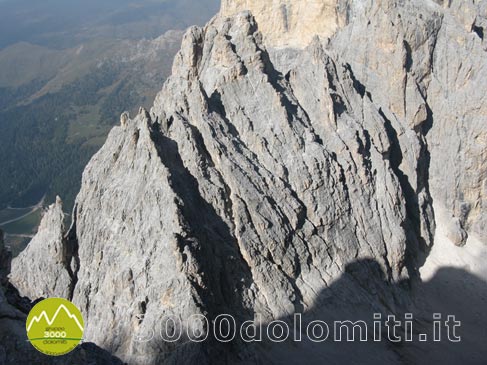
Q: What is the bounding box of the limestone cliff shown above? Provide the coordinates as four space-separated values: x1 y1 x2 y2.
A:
6 0 487 364
220 0 349 48
0 230 123 364
9 197 75 300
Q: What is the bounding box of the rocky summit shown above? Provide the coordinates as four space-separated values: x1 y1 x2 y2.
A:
4 0 487 364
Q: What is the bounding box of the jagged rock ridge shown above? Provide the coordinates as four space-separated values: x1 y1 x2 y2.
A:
0 228 124 364
7 0 487 364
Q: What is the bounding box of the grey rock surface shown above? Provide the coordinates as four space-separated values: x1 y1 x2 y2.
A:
8 0 487 364
0 230 125 364
446 217 468 247
330 0 486 244
9 197 75 300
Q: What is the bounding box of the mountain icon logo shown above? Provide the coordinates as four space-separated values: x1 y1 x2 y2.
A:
26 297 84 356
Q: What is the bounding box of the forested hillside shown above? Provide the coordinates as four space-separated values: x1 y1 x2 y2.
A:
0 0 220 211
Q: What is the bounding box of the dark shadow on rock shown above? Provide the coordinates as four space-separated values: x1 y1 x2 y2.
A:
246 259 487 365
379 107 434 273
149 124 255 364
0 335 127 365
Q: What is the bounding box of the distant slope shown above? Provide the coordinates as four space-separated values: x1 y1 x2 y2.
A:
0 0 220 212
0 31 183 211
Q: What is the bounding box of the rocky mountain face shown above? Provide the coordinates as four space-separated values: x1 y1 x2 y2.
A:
220 0 349 47
9 197 74 299
5 0 487 364
0 229 124 364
